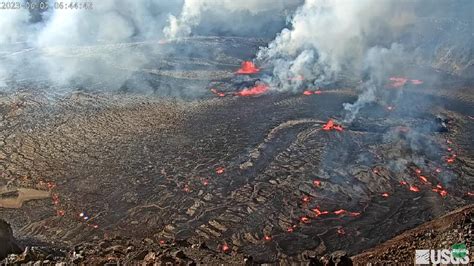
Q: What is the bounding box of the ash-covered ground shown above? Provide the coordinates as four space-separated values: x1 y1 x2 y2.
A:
0 36 473 263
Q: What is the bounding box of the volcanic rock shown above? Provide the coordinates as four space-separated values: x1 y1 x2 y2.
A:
0 219 21 260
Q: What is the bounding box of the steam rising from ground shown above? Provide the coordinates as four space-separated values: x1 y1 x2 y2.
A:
0 0 183 91
256 0 472 182
163 0 300 39
0 0 299 92
257 0 472 120
257 0 415 89
0 0 471 96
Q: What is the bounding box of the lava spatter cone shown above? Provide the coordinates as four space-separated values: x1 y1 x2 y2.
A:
236 61 260 74
322 119 344 132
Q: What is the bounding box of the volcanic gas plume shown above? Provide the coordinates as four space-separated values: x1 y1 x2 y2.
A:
0 0 473 265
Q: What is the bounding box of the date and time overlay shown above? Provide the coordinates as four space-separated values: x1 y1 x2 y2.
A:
1 1 93 10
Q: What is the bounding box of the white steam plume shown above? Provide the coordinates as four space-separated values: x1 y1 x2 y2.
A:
163 0 300 39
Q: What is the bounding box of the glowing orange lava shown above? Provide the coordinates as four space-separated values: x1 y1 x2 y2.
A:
312 208 329 216
322 119 344 132
302 195 311 203
382 192 389 197
334 209 346 215
389 77 408 88
303 89 322 96
446 157 455 164
409 185 420 192
300 216 310 223
337 227 346 235
221 244 230 253
264 235 272 241
432 184 447 197
216 167 225 174
313 180 321 187
47 182 56 190
183 185 190 193
236 84 269 97
419 175 429 183
211 88 225 97
236 61 260 74
411 79 424 85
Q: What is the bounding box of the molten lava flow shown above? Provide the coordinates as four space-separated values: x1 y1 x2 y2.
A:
313 180 321 187
322 119 343 132
47 182 56 190
432 184 448 197
211 88 225 97
236 61 260 74
287 227 294 233
382 192 389 197
302 195 311 203
236 84 269 97
409 185 420 192
221 244 230 253
334 209 346 215
52 194 60 205
432 188 448 197
411 79 424 85
57 210 65 216
183 184 191 193
312 208 329 216
322 119 334 130
216 167 225 174
303 89 322 96
446 154 456 163
333 125 343 132
389 77 408 88
400 181 408 185
337 227 346 235
300 216 310 223
419 175 429 183
264 235 272 241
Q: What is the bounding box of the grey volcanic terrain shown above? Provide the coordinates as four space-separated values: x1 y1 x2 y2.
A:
0 36 473 263
0 0 473 263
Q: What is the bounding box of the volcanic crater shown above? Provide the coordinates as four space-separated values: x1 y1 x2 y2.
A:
0 36 473 263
